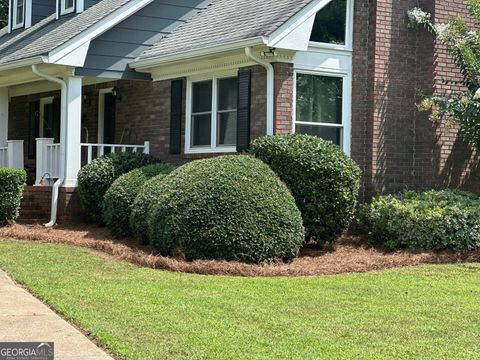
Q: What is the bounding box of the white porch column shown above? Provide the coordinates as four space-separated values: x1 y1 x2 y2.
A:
64 76 82 187
7 140 24 169
0 88 8 148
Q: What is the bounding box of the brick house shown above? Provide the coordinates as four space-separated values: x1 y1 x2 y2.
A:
0 0 478 224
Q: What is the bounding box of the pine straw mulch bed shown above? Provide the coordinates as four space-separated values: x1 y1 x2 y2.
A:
0 222 479 277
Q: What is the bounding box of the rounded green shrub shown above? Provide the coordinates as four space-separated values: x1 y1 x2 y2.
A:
359 189 480 251
147 155 304 263
103 163 176 237
251 134 362 245
77 152 160 222
130 173 173 244
0 168 27 226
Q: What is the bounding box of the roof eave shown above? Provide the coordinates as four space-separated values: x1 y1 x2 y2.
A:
0 56 48 73
131 36 269 71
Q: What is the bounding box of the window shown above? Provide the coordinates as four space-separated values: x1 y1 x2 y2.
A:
310 0 347 45
187 76 238 152
295 73 344 147
12 0 25 29
60 0 75 15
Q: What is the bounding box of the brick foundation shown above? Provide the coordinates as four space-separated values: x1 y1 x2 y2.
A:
19 186 88 224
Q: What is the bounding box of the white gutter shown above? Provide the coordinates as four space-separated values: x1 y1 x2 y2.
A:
31 64 67 227
0 56 46 73
245 46 274 136
131 37 267 70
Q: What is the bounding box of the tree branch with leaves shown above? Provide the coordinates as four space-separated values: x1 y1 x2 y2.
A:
408 0 480 151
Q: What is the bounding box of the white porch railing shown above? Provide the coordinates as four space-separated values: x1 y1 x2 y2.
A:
0 140 24 169
36 139 151 185
81 141 150 165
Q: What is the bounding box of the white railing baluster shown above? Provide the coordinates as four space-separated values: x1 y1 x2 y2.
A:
80 142 152 165
87 145 93 164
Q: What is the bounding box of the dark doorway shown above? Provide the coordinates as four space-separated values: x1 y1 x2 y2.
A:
103 92 116 145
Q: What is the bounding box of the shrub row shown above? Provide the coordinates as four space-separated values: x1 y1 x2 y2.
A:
77 152 160 222
103 163 177 237
359 190 480 251
0 168 27 226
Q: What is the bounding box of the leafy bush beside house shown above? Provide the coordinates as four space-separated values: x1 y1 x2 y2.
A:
148 155 305 263
130 173 173 244
103 163 177 237
0 168 27 225
77 152 160 222
359 190 480 251
251 134 362 246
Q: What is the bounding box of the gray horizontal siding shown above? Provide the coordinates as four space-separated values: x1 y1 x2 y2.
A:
78 0 210 80
32 0 56 25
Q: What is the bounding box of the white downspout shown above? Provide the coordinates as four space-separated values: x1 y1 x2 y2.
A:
245 47 274 135
32 65 67 227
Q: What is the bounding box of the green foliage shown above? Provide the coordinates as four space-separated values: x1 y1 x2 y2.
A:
0 168 27 225
147 155 304 263
408 2 480 150
130 173 172 244
77 152 160 222
359 189 480 251
0 0 7 28
251 134 362 245
103 163 176 237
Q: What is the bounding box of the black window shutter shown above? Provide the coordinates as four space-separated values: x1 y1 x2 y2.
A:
236 68 251 152
28 101 40 160
170 79 183 155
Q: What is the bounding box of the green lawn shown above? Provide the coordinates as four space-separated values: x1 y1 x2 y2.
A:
0 239 479 360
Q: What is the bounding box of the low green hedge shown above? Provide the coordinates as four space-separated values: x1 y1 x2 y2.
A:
77 152 160 222
0 168 27 225
147 155 304 263
103 163 176 237
251 134 362 246
359 189 480 251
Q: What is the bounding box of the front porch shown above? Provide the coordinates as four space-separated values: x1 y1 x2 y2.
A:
2 73 160 224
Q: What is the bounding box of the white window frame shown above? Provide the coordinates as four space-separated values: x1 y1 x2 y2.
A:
185 71 238 154
293 70 352 155
308 0 354 52
12 0 25 30
60 0 75 15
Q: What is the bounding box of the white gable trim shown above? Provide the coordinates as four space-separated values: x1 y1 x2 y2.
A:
267 0 353 51
48 0 155 65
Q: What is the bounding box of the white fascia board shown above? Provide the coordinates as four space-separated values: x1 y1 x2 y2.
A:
267 0 333 50
0 56 46 72
48 0 154 64
131 36 268 70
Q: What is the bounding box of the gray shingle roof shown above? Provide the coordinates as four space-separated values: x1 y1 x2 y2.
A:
136 0 312 62
0 0 133 65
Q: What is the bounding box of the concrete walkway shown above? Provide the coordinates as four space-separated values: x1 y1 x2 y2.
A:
0 270 113 360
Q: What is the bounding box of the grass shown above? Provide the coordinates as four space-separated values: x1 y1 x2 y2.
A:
0 239 479 360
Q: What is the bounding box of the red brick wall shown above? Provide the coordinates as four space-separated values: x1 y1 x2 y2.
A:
273 62 294 135
350 0 480 198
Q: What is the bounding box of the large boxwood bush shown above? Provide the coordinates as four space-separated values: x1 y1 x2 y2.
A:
130 173 173 244
251 134 361 245
359 190 480 251
147 155 304 263
77 152 160 222
103 163 176 237
0 168 27 225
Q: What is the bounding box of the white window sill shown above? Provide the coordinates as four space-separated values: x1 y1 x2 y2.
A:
60 7 75 15
184 147 237 155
